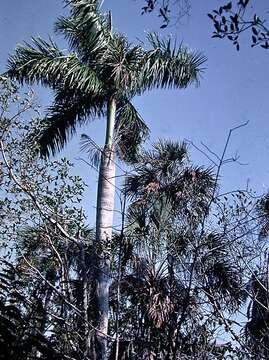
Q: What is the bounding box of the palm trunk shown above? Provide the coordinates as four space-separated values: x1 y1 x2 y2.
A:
95 97 116 359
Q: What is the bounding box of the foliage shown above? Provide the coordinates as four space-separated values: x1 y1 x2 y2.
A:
1 79 269 358
140 0 191 28
5 1 207 357
208 1 269 50
0 78 93 359
108 140 251 359
3 31 269 360
140 1 269 51
0 259 66 360
6 0 205 158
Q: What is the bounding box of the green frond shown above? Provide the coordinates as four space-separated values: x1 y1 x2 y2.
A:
104 35 144 93
68 0 99 18
124 141 215 219
137 33 206 92
55 12 109 63
126 203 148 233
33 89 105 157
6 2 207 168
115 102 149 163
7 37 62 86
7 37 104 94
124 140 188 200
151 139 188 164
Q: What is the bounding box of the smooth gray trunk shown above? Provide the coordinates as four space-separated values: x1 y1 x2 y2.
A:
94 98 116 359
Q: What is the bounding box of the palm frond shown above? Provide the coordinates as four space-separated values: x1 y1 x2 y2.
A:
124 141 215 222
7 37 104 95
33 89 105 157
121 259 174 328
138 33 206 92
165 165 215 215
80 133 102 169
205 259 245 310
115 101 149 163
68 0 100 18
55 10 109 63
150 139 188 165
124 140 188 199
126 203 148 234
103 35 145 94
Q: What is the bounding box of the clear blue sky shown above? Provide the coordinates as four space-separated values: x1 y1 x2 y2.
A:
1 0 269 223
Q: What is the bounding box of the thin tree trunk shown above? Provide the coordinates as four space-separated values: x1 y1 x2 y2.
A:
95 97 116 359
78 244 90 359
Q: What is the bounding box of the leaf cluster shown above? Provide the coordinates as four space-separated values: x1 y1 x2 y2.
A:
208 1 269 50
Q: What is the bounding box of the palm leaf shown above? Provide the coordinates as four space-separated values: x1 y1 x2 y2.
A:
33 89 105 157
54 10 109 63
80 133 102 169
103 35 145 94
150 139 188 165
138 33 206 92
68 0 100 18
114 101 149 163
7 37 104 95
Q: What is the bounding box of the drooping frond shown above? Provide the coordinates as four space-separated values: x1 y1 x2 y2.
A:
120 259 176 329
33 89 105 157
138 33 206 92
203 259 246 311
80 133 101 169
7 37 62 86
115 101 149 163
6 37 104 94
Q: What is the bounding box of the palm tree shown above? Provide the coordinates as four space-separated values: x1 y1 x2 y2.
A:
116 141 245 359
6 0 206 357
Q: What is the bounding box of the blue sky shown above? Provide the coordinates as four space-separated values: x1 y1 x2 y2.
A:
1 0 269 223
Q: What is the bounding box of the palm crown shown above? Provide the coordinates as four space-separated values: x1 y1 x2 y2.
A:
7 0 206 158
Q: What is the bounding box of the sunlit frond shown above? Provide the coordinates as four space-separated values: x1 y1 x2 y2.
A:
67 0 100 18
103 35 144 93
150 139 188 165
7 37 104 95
138 33 206 92
55 12 109 63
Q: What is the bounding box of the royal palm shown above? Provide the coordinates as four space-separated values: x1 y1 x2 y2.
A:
7 0 206 357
